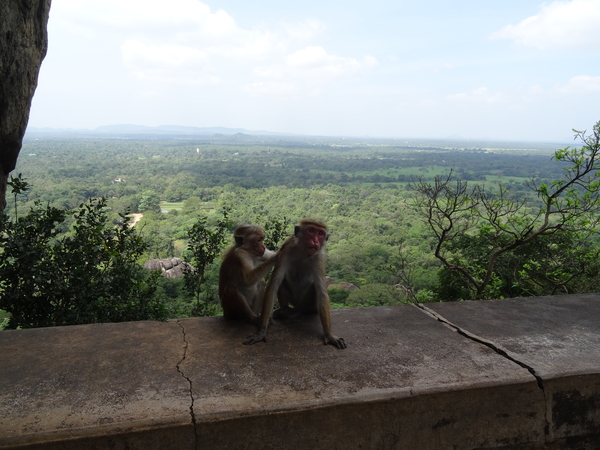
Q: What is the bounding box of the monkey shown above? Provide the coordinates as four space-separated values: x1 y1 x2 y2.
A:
244 218 347 349
218 224 278 325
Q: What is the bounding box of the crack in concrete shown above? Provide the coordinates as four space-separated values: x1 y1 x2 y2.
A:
175 320 199 449
414 304 553 442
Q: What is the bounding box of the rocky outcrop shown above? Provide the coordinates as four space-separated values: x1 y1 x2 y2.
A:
338 281 359 291
144 257 194 278
0 0 51 211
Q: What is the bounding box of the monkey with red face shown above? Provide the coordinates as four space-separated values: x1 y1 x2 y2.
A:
244 219 347 349
219 224 278 325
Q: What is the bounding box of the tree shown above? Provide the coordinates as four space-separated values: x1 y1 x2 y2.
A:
411 121 600 300
139 190 161 213
261 214 291 250
182 196 202 215
0 193 167 329
328 287 351 306
183 207 233 316
6 173 29 219
346 284 397 307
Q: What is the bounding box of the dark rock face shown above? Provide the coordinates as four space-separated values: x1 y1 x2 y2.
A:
0 0 51 211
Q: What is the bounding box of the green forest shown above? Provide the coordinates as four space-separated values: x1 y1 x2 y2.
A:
2 123 600 329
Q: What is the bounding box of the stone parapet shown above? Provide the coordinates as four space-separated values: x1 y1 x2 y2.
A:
1 294 599 449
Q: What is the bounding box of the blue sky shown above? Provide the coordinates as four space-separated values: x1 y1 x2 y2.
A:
28 0 600 141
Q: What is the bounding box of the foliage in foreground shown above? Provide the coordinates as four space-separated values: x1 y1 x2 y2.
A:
410 121 600 300
182 206 232 316
0 187 168 329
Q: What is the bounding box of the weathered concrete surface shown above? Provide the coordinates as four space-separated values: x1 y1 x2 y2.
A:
0 294 599 449
0 321 194 449
425 293 600 447
180 306 544 449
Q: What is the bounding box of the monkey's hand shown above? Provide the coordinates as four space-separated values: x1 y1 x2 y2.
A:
324 335 347 349
243 328 267 345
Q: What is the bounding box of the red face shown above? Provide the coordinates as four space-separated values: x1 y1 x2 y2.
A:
248 234 266 257
304 225 327 256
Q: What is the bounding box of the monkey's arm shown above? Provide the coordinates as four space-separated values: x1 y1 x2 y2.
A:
257 248 276 261
243 264 284 345
239 250 277 286
315 268 347 349
319 299 347 349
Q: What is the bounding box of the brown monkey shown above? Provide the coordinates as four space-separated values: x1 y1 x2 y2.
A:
219 224 278 325
244 219 346 349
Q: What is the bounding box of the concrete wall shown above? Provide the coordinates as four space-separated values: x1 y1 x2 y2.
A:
1 294 600 449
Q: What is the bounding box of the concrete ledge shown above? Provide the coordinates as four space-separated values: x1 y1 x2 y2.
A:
1 294 600 449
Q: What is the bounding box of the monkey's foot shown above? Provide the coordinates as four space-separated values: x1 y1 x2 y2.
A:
324 335 347 349
243 332 267 345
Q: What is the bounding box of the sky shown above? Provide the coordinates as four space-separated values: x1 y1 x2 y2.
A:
27 0 600 142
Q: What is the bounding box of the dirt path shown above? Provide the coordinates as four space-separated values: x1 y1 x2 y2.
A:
129 213 143 226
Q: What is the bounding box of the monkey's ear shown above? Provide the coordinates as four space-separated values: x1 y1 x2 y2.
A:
294 225 300 237
326 233 330 241
234 235 244 246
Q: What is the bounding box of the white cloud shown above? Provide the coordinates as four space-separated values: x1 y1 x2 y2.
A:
55 0 220 33
240 81 299 97
244 47 377 96
287 46 331 67
121 40 219 85
252 66 284 79
285 46 374 80
491 0 600 50
133 90 164 101
446 75 599 109
54 0 371 91
363 55 379 68
554 76 600 94
447 87 504 104
282 19 326 40
54 0 279 62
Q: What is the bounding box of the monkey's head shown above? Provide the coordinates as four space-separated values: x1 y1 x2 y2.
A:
295 218 328 257
234 224 267 257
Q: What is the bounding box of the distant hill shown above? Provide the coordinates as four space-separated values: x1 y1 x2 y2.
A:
26 124 296 137
24 124 572 151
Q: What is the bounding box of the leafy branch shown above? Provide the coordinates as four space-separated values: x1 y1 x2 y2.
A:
411 120 600 300
183 206 233 316
6 173 29 220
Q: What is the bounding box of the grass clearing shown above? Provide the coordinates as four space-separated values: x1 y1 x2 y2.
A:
160 201 184 212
